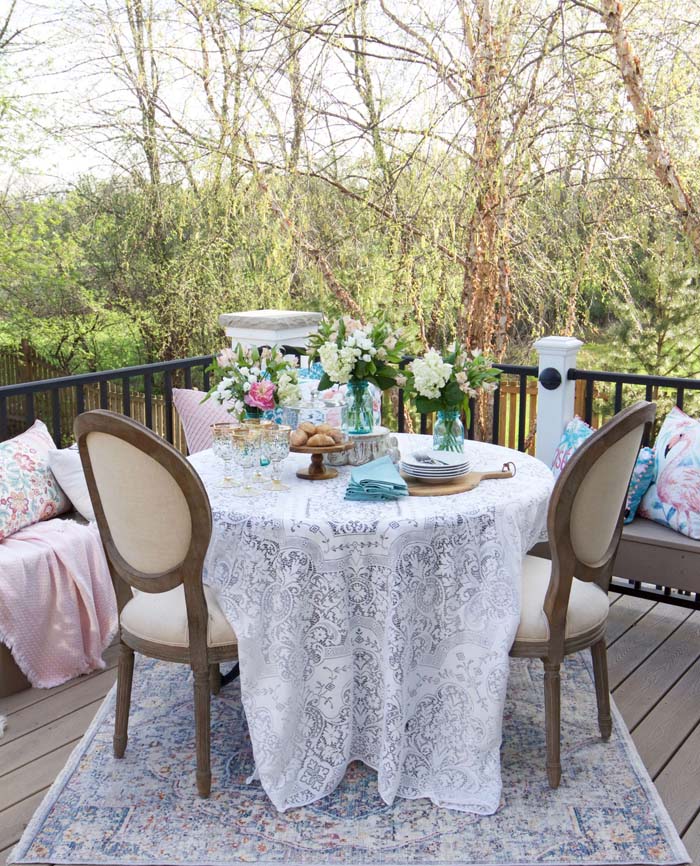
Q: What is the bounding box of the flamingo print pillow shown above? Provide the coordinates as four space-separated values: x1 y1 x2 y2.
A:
640 407 700 539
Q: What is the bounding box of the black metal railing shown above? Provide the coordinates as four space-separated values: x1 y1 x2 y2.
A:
2 353 700 609
0 356 214 447
0 355 540 451
396 359 539 450
568 367 700 444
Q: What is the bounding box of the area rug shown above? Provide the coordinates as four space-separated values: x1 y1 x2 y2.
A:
10 654 688 866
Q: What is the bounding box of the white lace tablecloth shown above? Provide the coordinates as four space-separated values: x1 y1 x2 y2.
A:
190 434 553 815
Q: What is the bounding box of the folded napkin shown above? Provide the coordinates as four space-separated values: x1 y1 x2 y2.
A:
345 456 409 501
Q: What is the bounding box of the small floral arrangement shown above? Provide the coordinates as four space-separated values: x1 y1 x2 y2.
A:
404 345 501 424
204 344 302 419
308 314 409 391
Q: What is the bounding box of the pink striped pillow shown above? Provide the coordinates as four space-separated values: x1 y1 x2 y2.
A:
173 389 235 454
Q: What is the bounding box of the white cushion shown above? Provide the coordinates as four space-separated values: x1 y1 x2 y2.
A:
120 584 236 648
48 447 96 522
515 554 609 643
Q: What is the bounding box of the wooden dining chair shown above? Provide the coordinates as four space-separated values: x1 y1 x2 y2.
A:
75 409 239 798
511 400 656 788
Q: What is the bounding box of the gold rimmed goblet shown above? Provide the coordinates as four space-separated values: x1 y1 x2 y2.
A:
231 427 262 497
242 417 274 481
261 425 291 491
210 421 240 487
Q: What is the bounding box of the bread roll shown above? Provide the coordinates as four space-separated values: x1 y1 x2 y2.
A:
299 421 317 435
307 433 335 447
290 429 308 446
329 429 344 444
315 423 334 435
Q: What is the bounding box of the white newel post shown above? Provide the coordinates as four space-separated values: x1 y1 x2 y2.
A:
533 336 583 467
218 310 323 367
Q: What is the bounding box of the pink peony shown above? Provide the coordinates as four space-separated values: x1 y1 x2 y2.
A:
245 379 275 410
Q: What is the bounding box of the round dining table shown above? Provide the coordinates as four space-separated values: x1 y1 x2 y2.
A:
189 433 553 815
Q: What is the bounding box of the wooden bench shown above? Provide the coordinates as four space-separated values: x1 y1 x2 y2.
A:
531 517 700 597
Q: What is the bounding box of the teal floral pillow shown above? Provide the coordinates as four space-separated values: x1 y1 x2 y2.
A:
0 420 70 542
551 417 654 524
624 447 655 524
551 417 593 479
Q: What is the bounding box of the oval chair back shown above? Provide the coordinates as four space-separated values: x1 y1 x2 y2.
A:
74 409 213 660
544 400 656 649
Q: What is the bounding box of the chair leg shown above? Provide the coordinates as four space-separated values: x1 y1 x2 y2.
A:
193 667 211 797
543 661 562 788
210 663 221 696
591 639 613 740
114 643 134 759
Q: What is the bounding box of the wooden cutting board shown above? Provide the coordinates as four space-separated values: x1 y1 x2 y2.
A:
401 462 516 497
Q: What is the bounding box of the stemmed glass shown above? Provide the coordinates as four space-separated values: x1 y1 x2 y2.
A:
261 425 291 491
231 428 261 497
242 418 274 482
210 422 239 487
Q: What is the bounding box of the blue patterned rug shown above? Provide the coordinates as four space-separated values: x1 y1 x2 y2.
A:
10 654 688 866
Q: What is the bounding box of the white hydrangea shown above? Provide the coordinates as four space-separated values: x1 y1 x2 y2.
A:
319 342 355 384
410 349 453 399
276 372 302 406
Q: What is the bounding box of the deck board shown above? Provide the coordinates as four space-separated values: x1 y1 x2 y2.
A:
1 596 699 865
0 645 120 717
614 612 700 729
682 812 700 865
632 657 700 778
607 602 691 689
2 668 120 747
654 720 700 835
605 594 657 645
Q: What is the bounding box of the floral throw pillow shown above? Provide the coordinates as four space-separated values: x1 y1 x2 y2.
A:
624 446 655 524
639 407 700 539
551 416 594 479
0 419 70 542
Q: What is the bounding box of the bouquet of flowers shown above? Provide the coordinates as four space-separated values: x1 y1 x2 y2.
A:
308 314 409 391
204 344 302 419
404 345 501 425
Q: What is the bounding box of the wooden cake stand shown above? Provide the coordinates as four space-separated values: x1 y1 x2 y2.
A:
291 441 355 480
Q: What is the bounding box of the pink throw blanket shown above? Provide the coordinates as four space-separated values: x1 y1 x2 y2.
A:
0 518 118 688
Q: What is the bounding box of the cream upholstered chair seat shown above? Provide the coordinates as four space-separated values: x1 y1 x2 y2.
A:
515 554 609 645
120 585 236 648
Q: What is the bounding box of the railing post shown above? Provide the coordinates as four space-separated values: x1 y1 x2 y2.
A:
218 310 323 366
533 336 583 467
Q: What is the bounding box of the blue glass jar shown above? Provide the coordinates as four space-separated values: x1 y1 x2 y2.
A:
433 409 464 452
342 380 374 434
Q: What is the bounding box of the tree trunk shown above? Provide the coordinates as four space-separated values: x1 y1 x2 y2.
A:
597 0 700 257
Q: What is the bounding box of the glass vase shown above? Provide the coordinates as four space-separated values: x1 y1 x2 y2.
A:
433 409 464 452
342 380 374 434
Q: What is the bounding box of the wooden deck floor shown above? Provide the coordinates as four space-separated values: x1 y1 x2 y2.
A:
1 594 699 865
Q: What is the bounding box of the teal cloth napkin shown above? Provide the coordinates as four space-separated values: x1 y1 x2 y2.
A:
345 456 409 501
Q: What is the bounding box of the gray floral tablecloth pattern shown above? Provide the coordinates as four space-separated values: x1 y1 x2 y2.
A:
190 434 553 815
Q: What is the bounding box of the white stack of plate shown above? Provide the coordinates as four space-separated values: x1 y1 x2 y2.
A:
400 449 470 483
